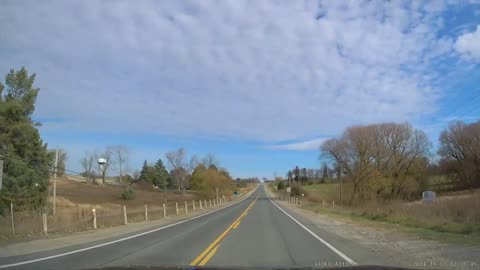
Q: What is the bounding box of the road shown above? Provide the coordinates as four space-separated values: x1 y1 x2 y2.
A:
0 185 357 269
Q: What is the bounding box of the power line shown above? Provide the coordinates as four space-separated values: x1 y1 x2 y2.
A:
446 89 480 114
0 153 85 176
0 155 88 182
444 89 480 120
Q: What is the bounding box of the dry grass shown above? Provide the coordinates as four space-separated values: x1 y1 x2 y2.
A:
0 177 241 243
303 188 480 236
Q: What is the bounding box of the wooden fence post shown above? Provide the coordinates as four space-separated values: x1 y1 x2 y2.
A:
332 200 335 208
42 213 47 235
185 201 188 214
145 204 148 221
192 200 196 212
176 202 179 215
210 200 212 207
123 205 128 225
322 200 325 207
92 209 97 229
10 202 15 235
199 200 203 209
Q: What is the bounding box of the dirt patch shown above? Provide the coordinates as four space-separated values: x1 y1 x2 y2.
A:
54 178 201 209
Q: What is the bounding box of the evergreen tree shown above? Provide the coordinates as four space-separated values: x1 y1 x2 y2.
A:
153 158 169 188
139 160 148 182
0 67 51 213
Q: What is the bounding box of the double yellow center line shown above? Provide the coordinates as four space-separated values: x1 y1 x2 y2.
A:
189 197 257 266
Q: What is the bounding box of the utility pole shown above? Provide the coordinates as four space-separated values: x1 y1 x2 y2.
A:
0 159 3 190
336 164 342 207
53 149 59 215
339 171 343 208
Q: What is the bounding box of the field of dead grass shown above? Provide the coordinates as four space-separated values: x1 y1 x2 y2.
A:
0 177 238 243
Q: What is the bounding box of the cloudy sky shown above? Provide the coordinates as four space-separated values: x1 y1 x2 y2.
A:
1 0 480 178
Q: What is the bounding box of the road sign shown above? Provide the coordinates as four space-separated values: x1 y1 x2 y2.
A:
286 187 291 193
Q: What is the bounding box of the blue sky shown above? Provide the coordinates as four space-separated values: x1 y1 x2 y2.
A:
1 0 480 179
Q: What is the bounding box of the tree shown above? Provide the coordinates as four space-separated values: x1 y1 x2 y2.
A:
108 145 130 184
302 168 307 182
0 67 50 212
139 160 156 184
306 169 315 181
201 153 218 169
139 160 149 182
154 158 169 189
80 151 95 182
165 148 198 192
321 123 431 202
293 166 300 183
287 170 293 187
439 120 480 189
188 166 235 197
321 163 329 181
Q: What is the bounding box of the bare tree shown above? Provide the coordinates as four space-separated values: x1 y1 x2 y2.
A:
201 153 218 169
108 145 131 184
80 151 95 182
321 123 431 202
439 120 480 189
165 148 198 192
306 169 315 181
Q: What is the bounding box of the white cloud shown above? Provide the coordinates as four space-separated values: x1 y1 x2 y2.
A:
455 25 480 60
0 0 459 142
266 138 327 151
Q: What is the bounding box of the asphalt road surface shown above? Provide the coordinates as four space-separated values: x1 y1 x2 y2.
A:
0 185 358 269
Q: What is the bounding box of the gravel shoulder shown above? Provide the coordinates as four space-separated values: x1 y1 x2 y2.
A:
266 186 480 270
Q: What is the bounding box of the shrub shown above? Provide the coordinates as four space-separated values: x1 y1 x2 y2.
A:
121 189 136 200
290 186 306 196
277 182 285 190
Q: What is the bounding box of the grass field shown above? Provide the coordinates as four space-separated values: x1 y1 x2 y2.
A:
301 182 352 203
0 177 253 243
275 182 480 245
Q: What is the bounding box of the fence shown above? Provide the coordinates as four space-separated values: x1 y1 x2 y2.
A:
279 194 338 209
0 196 234 241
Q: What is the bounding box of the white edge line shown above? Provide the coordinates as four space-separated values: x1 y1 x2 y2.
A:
0 187 258 269
264 186 357 266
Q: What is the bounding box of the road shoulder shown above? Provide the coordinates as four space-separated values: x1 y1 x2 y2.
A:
265 186 480 270
0 187 258 259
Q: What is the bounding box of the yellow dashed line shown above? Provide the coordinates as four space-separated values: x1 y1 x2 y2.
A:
189 199 256 266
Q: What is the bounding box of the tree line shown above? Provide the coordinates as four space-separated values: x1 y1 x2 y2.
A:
317 121 479 203
79 145 237 199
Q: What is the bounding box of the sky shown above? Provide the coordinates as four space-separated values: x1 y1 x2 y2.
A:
1 0 480 179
